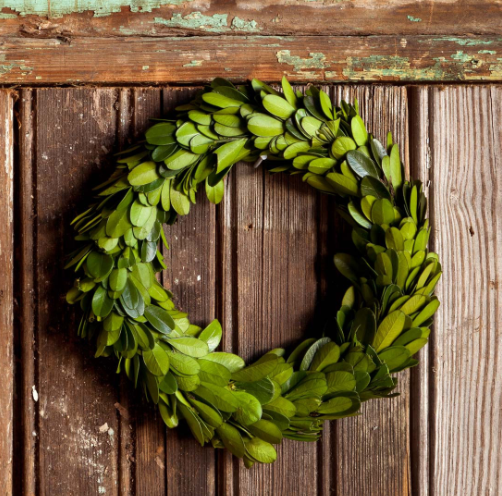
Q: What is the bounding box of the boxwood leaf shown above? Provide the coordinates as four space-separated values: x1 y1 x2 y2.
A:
167 337 209 357
248 419 283 444
245 437 277 464
373 310 407 352
231 354 279 382
199 319 222 352
143 343 170 376
128 162 159 186
144 305 174 335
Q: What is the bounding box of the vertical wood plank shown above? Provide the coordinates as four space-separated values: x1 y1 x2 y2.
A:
218 160 239 496
161 87 218 496
408 86 431 496
429 86 502 496
230 142 320 495
331 86 412 496
0 90 14 496
116 87 135 496
35 89 121 496
16 88 37 496
127 88 168 496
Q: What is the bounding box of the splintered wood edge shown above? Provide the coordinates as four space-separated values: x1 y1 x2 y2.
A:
1 35 502 85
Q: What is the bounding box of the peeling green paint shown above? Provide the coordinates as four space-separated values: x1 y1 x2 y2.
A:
430 37 497 46
451 51 472 63
325 71 338 79
276 50 327 72
479 50 496 55
1 0 193 18
152 12 260 33
183 60 203 68
342 55 454 81
153 12 229 32
0 13 17 18
142 65 150 70
231 16 261 32
407 15 421 22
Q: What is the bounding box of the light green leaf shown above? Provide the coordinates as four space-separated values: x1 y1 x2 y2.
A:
332 137 357 159
145 122 176 145
170 184 190 216
168 337 209 358
92 286 114 318
199 320 222 352
233 391 263 425
143 343 170 376
128 161 159 186
248 419 283 444
351 115 368 146
263 94 295 120
373 310 407 352
326 172 359 197
215 138 247 173
144 305 174 335
231 354 278 382
245 437 277 464
216 423 245 458
200 352 245 373
248 114 284 137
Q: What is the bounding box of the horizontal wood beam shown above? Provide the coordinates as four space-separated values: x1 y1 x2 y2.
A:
0 1 501 38
1 35 502 85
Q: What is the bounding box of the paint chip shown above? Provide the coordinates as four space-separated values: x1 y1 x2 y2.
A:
99 422 109 433
32 385 39 402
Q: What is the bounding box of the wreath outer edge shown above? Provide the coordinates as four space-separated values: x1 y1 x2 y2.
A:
65 77 441 467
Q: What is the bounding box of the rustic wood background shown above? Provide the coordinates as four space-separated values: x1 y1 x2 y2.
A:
1 83 500 496
0 1 502 496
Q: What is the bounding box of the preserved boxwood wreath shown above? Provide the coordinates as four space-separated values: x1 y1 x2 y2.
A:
65 78 441 468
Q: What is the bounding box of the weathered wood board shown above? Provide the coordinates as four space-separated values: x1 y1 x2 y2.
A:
1 35 502 85
0 84 500 496
0 0 501 37
0 90 14 496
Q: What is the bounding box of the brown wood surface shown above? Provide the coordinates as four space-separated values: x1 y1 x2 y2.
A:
2 35 502 85
0 90 14 496
331 85 412 496
427 86 502 496
3 84 501 496
0 0 501 38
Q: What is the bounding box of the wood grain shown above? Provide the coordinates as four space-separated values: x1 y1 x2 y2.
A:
329 86 412 496
34 88 122 496
0 1 501 38
408 85 431 496
1 35 502 85
16 88 37 496
0 90 14 496
161 87 218 496
126 88 168 496
5 83 502 496
428 86 502 496
226 123 320 495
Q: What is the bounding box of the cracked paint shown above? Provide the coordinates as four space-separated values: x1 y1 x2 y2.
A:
231 16 261 32
276 50 327 71
429 37 496 46
152 12 261 32
153 12 229 32
0 0 193 17
341 55 453 81
183 60 203 67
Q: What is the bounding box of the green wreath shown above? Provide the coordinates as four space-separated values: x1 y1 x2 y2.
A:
65 77 440 468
